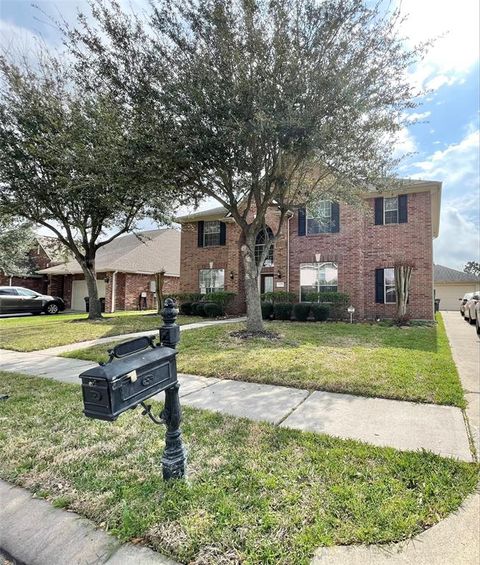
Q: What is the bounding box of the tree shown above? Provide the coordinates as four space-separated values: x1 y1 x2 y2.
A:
155 269 166 314
0 213 35 278
394 261 413 324
0 51 177 319
464 261 480 277
64 0 427 330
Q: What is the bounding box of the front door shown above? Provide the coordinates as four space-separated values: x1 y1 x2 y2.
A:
260 275 274 294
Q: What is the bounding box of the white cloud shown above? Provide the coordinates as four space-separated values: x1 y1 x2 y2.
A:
408 127 480 269
396 0 480 91
393 126 417 158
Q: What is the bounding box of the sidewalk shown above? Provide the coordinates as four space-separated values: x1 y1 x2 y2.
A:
0 349 472 461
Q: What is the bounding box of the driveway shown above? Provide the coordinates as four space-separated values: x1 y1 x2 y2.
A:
441 311 480 455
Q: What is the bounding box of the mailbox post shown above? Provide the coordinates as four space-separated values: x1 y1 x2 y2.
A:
78 297 187 480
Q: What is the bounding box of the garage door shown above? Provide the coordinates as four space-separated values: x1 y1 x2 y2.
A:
435 283 479 311
71 279 106 311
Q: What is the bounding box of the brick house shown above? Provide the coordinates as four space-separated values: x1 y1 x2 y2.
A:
177 180 442 320
37 229 180 312
0 235 66 294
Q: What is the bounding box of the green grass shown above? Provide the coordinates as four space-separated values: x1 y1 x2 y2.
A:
0 311 199 351
0 372 477 565
64 314 465 407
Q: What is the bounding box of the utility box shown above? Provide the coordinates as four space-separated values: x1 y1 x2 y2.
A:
79 336 177 421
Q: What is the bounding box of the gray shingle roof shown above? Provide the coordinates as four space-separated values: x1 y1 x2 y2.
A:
37 229 180 276
434 264 480 283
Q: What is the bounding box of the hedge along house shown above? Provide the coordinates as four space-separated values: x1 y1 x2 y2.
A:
177 180 442 320
37 229 180 312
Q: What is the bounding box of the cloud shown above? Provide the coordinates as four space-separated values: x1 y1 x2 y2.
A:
407 127 480 269
396 0 480 91
393 126 418 159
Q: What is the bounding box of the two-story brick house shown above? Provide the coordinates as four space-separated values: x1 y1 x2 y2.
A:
177 180 441 320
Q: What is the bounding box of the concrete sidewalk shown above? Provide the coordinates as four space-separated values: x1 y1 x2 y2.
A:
0 348 473 461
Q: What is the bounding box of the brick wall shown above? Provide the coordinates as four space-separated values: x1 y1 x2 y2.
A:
180 190 435 320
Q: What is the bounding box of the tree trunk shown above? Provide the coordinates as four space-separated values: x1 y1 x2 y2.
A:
80 260 102 320
155 270 166 314
241 239 264 332
395 264 412 320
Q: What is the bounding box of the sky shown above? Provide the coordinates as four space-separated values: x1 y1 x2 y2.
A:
0 0 479 270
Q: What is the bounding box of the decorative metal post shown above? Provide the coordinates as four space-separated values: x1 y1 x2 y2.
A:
159 298 187 480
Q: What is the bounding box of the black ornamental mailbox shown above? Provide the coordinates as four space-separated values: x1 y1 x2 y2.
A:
79 298 187 480
80 336 177 421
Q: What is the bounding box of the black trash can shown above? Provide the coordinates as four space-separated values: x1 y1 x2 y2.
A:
434 298 440 312
84 297 105 313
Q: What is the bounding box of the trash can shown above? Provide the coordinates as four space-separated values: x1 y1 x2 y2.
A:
434 298 440 312
84 297 105 313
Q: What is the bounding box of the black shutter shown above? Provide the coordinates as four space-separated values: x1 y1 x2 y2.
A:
374 198 384 225
331 202 340 232
375 269 384 303
219 221 226 245
197 221 204 247
398 194 408 223
298 207 306 236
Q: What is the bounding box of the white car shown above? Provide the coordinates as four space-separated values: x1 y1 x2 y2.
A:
464 293 480 324
460 292 474 317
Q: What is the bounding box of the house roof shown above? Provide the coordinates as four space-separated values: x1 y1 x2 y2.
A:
36 235 70 264
37 229 180 277
175 178 442 237
434 264 480 284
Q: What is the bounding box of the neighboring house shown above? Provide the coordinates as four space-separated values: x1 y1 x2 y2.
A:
0 235 66 294
37 229 180 312
177 180 442 320
434 264 480 311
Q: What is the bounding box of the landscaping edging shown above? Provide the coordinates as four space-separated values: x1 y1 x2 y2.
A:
0 480 178 565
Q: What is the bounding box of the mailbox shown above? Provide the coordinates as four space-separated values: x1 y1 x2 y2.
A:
80 336 177 421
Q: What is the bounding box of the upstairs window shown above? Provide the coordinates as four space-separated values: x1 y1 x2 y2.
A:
197 220 226 247
255 227 274 267
298 201 340 235
384 197 398 224
199 269 225 293
374 195 408 225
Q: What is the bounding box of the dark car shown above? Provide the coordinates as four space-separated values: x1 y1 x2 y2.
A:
0 286 65 315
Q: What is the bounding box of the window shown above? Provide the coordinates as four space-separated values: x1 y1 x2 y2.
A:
384 268 396 303
203 221 221 246
17 288 40 297
384 197 398 224
255 227 274 267
307 200 333 234
0 288 18 295
300 262 338 301
199 269 225 293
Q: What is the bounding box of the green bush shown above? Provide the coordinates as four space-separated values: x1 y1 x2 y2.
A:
261 302 274 320
261 291 296 304
205 291 236 310
273 302 293 320
179 301 193 315
174 292 205 304
204 302 223 318
311 303 329 321
191 302 207 317
293 302 311 321
304 291 349 320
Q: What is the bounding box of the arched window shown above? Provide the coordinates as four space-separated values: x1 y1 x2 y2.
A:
255 227 274 267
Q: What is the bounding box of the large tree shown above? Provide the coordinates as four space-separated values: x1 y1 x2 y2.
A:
464 261 480 277
65 0 426 330
0 51 177 319
0 213 35 278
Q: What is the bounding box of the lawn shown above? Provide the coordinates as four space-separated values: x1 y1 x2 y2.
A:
0 311 198 352
64 314 465 407
0 372 477 565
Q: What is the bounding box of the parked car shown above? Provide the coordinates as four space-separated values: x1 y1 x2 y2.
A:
459 292 474 317
464 293 480 324
0 286 65 315
475 302 480 335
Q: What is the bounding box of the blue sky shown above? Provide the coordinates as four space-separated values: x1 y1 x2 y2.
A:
1 0 478 270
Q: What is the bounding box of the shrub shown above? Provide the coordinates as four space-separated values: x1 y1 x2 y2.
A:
273 302 293 320
191 302 206 317
261 302 274 320
311 303 329 321
204 302 223 318
293 302 311 321
261 291 296 304
304 291 349 320
206 291 237 310
179 301 193 315
173 292 205 304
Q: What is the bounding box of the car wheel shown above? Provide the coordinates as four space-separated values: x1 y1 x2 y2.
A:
45 302 60 315
476 319 480 335
469 316 476 325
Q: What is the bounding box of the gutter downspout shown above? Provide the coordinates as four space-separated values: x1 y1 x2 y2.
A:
111 271 117 313
286 214 292 292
